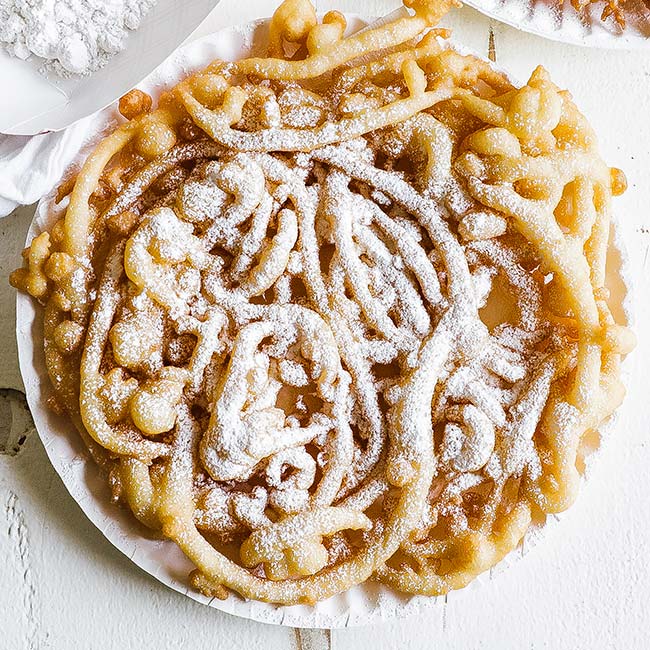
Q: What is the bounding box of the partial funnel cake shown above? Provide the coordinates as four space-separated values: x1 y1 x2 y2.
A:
11 0 634 606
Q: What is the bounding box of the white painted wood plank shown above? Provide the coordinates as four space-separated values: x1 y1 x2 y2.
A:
0 479 41 650
0 206 34 392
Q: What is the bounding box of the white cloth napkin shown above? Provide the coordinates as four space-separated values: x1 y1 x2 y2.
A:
0 119 94 217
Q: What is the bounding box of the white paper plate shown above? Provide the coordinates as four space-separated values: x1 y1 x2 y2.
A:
464 0 650 48
0 0 219 136
15 17 634 628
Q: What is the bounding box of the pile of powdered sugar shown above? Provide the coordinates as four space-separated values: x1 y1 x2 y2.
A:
0 0 158 76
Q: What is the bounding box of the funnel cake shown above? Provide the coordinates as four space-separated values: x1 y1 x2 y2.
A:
11 0 634 605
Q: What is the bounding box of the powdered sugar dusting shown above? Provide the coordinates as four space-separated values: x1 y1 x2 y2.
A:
15 7 631 627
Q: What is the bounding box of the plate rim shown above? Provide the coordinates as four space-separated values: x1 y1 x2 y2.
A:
463 0 650 49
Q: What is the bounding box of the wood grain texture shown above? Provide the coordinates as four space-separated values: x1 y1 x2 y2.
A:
0 390 35 457
295 628 332 650
1 2 650 648
0 487 41 650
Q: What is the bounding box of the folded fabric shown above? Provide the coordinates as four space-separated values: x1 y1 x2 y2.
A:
0 119 94 217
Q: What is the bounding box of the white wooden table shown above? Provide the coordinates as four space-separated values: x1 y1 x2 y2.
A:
2 2 649 648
